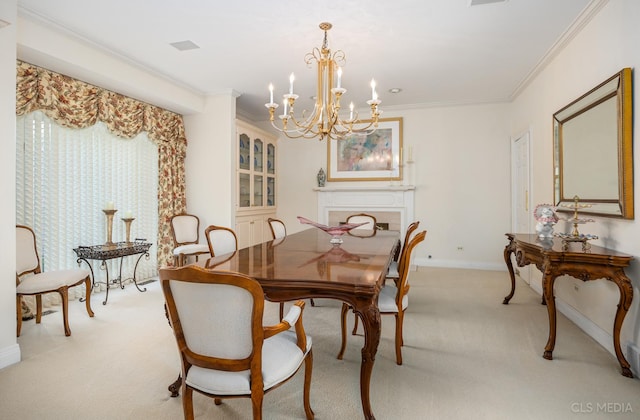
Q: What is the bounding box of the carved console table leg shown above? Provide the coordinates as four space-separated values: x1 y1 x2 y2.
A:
503 240 516 304
542 268 558 360
611 271 634 378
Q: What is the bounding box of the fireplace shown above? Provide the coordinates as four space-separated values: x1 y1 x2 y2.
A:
315 185 415 234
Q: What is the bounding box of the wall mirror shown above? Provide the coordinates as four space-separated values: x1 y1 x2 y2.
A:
553 67 633 219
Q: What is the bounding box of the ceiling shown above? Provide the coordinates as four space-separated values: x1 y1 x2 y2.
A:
17 0 598 120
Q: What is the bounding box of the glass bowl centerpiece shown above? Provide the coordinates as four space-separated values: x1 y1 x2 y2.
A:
297 216 367 244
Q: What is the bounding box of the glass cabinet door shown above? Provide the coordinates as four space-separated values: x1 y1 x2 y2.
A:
239 133 250 171
254 175 263 206
267 144 275 175
254 139 263 173
267 177 275 207
239 173 250 208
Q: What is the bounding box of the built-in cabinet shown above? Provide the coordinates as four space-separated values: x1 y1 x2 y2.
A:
235 121 277 248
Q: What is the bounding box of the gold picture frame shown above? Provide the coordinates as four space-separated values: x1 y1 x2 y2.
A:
327 117 403 182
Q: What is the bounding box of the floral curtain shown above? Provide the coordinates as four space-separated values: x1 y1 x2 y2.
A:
16 60 186 267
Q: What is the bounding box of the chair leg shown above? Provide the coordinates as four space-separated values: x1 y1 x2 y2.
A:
251 388 264 420
337 303 349 360
16 295 22 337
279 302 285 320
83 277 95 318
214 398 222 405
351 311 359 335
395 312 404 365
310 299 315 307
35 294 42 324
303 349 314 419
182 385 194 420
59 287 71 336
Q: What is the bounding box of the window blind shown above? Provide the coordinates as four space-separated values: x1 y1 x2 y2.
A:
16 110 159 299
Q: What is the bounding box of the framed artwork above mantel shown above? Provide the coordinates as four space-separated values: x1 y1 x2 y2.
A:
327 117 403 182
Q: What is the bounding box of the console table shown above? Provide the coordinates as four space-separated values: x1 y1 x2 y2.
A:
74 241 152 305
503 233 634 377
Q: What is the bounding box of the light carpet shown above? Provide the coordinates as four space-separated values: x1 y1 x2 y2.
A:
1 267 639 419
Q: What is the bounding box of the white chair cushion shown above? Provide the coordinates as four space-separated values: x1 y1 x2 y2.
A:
186 330 312 395
173 243 209 256
16 269 90 294
386 261 399 278
378 284 408 313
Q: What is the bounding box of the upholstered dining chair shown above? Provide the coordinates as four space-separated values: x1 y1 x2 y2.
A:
16 225 94 337
346 213 377 230
386 221 420 281
337 230 427 365
170 214 210 267
160 265 314 420
204 225 238 257
267 218 315 317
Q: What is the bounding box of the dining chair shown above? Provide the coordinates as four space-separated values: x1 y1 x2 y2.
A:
267 218 287 239
337 230 427 365
386 221 420 281
16 225 95 337
346 213 377 230
170 213 210 267
204 225 238 256
160 265 314 420
267 219 316 318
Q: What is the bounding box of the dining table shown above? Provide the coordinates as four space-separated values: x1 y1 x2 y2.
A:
169 227 400 420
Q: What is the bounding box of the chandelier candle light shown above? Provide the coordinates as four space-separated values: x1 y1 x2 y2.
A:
265 22 382 140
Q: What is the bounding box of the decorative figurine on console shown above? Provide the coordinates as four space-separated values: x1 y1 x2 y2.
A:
534 204 559 238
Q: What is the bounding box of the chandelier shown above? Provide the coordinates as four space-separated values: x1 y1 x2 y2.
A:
265 22 382 141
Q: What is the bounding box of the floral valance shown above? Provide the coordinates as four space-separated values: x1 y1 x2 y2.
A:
16 60 188 267
16 60 187 155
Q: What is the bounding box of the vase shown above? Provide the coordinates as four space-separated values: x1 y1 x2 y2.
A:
535 221 555 239
317 168 326 187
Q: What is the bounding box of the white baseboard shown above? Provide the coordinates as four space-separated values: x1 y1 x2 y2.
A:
0 343 21 370
415 257 505 271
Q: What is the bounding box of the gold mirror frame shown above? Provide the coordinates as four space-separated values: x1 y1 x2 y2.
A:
553 68 634 219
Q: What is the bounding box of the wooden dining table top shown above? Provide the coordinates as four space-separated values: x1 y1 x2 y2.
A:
197 227 400 303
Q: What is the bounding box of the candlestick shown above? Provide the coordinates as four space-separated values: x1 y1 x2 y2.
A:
269 83 274 104
337 67 342 89
122 217 135 243
103 209 117 245
289 73 295 94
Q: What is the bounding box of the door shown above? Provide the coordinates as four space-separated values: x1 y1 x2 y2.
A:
512 130 531 283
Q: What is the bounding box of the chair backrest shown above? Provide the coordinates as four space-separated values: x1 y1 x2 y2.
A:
396 230 427 303
160 265 264 370
171 214 201 245
267 218 287 239
16 225 41 277
204 225 238 256
400 221 420 259
346 213 377 231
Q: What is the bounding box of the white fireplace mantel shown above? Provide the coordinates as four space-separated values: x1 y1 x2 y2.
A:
314 185 415 234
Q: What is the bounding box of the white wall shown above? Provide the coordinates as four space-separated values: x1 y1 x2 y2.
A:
184 94 237 229
0 0 19 370
510 0 640 362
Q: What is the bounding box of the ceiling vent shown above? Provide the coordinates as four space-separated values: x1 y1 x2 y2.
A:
469 0 508 6
170 40 200 51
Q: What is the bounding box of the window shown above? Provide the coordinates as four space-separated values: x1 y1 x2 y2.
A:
16 111 158 296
